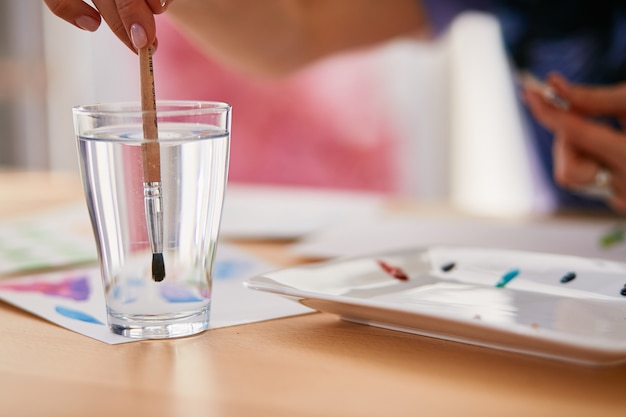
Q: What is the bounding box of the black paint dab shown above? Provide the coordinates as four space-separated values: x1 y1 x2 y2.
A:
441 262 456 272
621 285 626 297
560 271 576 284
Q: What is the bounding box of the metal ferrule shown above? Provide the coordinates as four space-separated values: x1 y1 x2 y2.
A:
143 182 163 253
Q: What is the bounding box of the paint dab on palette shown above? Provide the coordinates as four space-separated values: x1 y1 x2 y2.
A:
560 272 576 284
55 305 103 324
440 262 456 272
376 259 409 281
600 226 624 248
495 268 520 288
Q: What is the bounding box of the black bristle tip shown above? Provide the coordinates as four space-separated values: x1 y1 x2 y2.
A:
152 253 165 282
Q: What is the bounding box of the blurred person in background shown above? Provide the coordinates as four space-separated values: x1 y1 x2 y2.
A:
43 0 626 213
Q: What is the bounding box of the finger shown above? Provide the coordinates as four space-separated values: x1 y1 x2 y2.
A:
552 136 598 188
554 117 626 171
606 162 626 212
557 123 626 212
44 0 102 31
115 0 167 49
547 73 626 116
524 88 562 132
149 0 170 14
92 0 132 50
526 89 626 168
554 138 626 210
93 0 163 51
519 71 569 110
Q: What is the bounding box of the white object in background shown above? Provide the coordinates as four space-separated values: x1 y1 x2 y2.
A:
447 13 550 216
376 38 450 201
2 2 48 169
42 6 139 173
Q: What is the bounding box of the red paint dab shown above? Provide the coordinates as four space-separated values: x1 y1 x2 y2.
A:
376 260 409 281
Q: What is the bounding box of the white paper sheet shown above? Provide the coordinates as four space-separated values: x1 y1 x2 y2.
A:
0 243 311 344
0 204 96 275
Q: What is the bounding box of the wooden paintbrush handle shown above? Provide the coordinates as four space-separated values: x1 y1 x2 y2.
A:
139 46 161 183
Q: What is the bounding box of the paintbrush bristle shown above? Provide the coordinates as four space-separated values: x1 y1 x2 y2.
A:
152 253 165 282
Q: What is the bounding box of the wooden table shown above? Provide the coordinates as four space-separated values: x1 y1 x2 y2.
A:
0 170 625 417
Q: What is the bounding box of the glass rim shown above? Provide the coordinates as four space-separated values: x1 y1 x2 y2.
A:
72 100 231 117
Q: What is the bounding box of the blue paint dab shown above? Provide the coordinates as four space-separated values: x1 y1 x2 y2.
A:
55 305 104 324
160 283 204 303
495 268 520 288
214 260 251 280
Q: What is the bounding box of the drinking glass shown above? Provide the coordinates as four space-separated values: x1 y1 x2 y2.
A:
73 101 230 339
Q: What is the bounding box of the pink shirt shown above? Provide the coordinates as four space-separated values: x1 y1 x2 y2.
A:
153 18 397 193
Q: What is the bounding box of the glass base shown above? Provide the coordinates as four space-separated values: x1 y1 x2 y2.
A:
108 306 210 339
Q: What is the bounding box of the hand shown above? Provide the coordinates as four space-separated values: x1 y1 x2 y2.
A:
524 73 626 213
43 0 170 51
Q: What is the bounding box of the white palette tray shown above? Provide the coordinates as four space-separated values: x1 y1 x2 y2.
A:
246 246 626 366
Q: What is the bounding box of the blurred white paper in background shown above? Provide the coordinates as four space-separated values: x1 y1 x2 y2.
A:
220 183 385 239
0 204 96 275
290 215 626 262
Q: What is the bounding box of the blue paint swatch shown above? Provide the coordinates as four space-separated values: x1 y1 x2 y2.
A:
495 268 520 288
55 305 104 324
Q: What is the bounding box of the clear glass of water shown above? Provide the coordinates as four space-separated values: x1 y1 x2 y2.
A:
73 101 230 339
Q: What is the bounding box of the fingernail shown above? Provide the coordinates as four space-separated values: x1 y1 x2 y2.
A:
130 23 148 50
75 15 100 32
161 0 168 8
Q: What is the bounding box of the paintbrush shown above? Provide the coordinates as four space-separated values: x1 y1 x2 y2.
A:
139 45 165 282
519 71 570 110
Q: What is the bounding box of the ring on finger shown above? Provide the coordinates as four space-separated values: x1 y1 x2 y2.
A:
575 167 614 200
